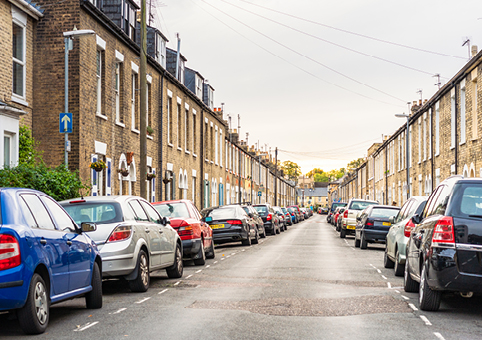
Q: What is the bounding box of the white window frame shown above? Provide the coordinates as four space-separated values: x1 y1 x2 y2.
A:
215 126 218 165
192 108 197 156
12 9 27 105
472 70 478 140
220 129 223 167
435 102 440 156
185 103 189 153
114 51 124 126
131 62 139 133
460 79 466 145
167 89 173 146
96 36 106 118
451 89 456 149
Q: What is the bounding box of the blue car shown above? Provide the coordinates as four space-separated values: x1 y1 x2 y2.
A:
0 188 102 334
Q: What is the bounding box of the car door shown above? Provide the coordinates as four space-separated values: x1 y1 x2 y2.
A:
41 196 93 291
190 203 212 250
387 199 412 255
20 194 71 295
140 200 169 267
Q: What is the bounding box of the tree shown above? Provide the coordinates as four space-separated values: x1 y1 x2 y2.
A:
280 160 301 181
305 168 324 179
347 157 365 171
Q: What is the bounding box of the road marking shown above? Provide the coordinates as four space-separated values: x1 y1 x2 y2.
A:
226 255 231 258
434 332 446 340
377 269 382 274
401 295 409 300
195 269 202 273
381 275 387 280
135 297 151 304
158 289 168 295
74 321 99 332
205 265 210 268
420 315 432 326
242 249 245 251
408 303 418 311
111 308 126 315
186 275 193 279
387 282 392 289
351 247 355 251
394 290 400 293
369 264 375 268
221 258 225 261
214 261 218 264
174 281 181 286
231 253 235 255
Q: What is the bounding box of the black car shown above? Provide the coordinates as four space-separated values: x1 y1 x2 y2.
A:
253 204 280 235
405 176 482 311
354 205 400 249
241 204 266 238
328 202 347 224
201 205 258 246
273 207 287 232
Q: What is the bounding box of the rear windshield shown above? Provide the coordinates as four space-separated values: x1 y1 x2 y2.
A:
154 202 190 218
62 202 123 224
349 201 378 210
331 203 346 210
206 207 238 220
370 207 400 218
281 208 287 214
448 184 482 218
254 206 268 213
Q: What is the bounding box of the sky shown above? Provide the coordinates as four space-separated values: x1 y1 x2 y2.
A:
148 0 482 174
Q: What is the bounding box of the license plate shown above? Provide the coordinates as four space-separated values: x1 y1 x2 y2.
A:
210 224 225 229
347 225 355 230
383 222 391 226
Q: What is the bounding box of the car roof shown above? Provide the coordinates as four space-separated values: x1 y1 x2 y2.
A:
60 195 145 204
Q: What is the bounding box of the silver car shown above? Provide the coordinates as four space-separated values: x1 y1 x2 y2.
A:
384 196 427 276
60 196 183 292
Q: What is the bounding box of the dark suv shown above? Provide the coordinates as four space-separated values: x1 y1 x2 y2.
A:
253 204 280 236
405 176 482 311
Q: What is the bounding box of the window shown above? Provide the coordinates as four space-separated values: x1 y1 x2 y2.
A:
167 91 173 145
42 197 76 232
147 81 152 131
12 20 25 99
418 119 421 164
131 72 138 130
122 1 137 42
192 109 197 155
115 62 122 123
128 200 149 221
3 134 12 168
435 102 440 156
423 113 427 160
177 100 182 149
185 105 189 152
472 72 478 140
451 89 456 148
155 33 166 68
460 79 466 145
220 130 223 167
215 127 218 165
96 49 102 115
21 194 55 230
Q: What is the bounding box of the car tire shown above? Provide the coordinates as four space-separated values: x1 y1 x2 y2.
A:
206 240 216 259
260 227 267 238
404 259 419 293
194 241 206 266
128 250 150 292
252 230 259 244
276 225 281 234
360 232 367 249
17 273 49 335
85 262 103 309
419 262 441 311
354 236 360 248
336 225 340 232
384 247 394 268
242 233 252 246
167 244 183 278
340 228 346 238
394 250 405 277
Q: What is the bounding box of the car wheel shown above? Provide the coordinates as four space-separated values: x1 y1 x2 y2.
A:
167 244 183 278
394 250 405 277
206 240 216 259
17 274 49 335
403 258 419 293
336 225 340 232
384 246 394 268
360 232 367 249
340 228 346 238
419 262 441 311
129 250 150 292
276 225 281 234
194 241 206 266
242 232 252 246
260 227 267 238
85 262 103 309
252 230 259 244
354 236 360 248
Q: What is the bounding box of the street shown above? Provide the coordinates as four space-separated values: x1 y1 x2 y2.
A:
2 215 482 339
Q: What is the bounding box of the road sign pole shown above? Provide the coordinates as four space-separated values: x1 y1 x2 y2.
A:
64 37 70 167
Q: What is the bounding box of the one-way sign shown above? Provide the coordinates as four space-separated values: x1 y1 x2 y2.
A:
59 113 73 133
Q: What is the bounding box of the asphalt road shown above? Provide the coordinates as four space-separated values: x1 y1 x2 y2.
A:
2 215 482 339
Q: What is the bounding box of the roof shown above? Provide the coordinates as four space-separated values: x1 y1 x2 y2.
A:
296 187 327 197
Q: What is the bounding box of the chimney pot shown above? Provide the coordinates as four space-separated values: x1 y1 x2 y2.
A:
419 99 422 105
472 45 478 57
413 101 417 106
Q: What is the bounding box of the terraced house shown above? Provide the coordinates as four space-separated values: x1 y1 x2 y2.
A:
333 46 482 206
0 0 296 208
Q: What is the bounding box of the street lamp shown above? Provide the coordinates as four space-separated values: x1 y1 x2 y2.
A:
63 28 95 167
395 113 410 201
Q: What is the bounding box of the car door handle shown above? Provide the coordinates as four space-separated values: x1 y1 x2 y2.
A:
40 238 47 245
66 240 72 246
145 228 150 233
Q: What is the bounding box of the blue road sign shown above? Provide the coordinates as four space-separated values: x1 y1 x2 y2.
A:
257 191 262 197
59 113 73 133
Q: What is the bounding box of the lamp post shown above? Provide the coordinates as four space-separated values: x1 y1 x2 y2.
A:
395 113 410 200
63 28 95 167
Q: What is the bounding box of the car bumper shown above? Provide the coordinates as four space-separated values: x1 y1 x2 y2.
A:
181 238 202 258
99 239 137 278
263 222 276 233
363 229 389 243
343 224 356 235
0 265 28 310
213 229 249 244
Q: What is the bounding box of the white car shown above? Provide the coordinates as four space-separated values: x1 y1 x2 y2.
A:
340 199 378 238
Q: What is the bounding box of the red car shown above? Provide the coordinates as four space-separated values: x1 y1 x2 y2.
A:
152 200 215 265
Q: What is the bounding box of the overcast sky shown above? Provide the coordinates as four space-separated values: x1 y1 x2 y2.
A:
150 0 482 174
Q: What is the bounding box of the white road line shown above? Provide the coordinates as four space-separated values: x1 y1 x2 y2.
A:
409 303 418 311
205 265 210 268
158 289 168 295
186 275 193 279
231 253 235 255
74 321 99 332
377 269 382 274
242 249 245 252
420 315 432 326
401 295 409 300
394 290 400 293
214 261 218 264
173 281 181 286
387 282 392 289
381 275 387 280
351 247 356 251
369 264 375 268
195 269 202 273
111 308 127 314
221 258 225 261
226 255 231 258
434 332 446 340
135 297 151 304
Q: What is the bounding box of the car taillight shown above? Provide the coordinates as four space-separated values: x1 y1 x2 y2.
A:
432 216 455 245
365 221 373 226
343 210 348 218
108 226 132 242
0 234 21 271
404 219 415 237
227 220 243 225
267 214 272 221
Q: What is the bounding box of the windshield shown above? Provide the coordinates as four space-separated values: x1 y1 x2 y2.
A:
154 202 190 218
62 202 123 225
448 184 482 218
350 201 378 210
370 207 400 218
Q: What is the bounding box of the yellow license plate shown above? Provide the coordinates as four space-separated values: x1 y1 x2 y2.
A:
210 224 225 229
347 225 355 230
383 222 391 226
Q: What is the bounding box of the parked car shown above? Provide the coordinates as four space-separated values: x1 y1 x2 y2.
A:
384 196 428 276
273 207 287 231
60 196 183 293
404 176 482 311
201 205 258 245
287 206 299 224
333 207 344 230
288 205 303 222
0 188 102 334
335 207 346 231
327 202 347 224
241 204 266 238
320 207 328 214
254 204 281 235
340 199 378 238
354 205 400 249
152 200 214 265
281 207 293 226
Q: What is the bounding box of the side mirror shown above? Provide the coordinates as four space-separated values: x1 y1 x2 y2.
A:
81 222 96 232
356 216 361 222
411 214 421 225
204 216 213 222
389 216 395 224
248 213 253 218
162 216 171 225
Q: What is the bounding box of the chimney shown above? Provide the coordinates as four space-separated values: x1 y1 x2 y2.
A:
418 99 422 106
472 45 478 58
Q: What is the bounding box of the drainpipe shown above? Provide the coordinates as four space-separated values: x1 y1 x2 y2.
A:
385 148 388 204
200 109 204 208
159 71 165 201
454 83 458 175
175 34 181 80
430 105 434 191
